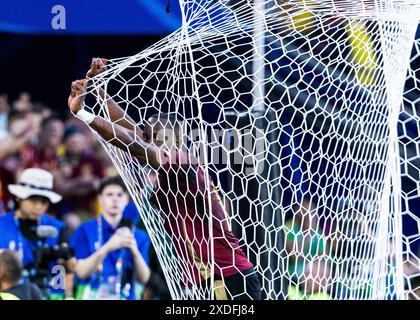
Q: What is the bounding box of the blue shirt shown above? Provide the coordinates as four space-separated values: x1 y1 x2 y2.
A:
70 215 151 300
123 201 141 226
0 211 67 298
0 211 66 266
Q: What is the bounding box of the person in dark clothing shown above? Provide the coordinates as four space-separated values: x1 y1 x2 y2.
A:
0 249 43 300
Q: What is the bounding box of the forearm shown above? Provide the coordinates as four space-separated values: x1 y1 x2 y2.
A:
89 115 135 149
92 87 138 132
88 116 159 168
131 249 151 284
74 246 108 279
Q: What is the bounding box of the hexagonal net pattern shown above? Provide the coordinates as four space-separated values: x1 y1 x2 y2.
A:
80 0 420 299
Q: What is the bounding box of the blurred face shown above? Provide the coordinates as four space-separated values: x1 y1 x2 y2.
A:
143 118 179 149
27 112 42 136
18 196 49 220
41 120 64 148
99 185 129 220
65 132 86 155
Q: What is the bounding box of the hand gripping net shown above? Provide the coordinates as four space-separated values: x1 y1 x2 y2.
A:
83 0 420 299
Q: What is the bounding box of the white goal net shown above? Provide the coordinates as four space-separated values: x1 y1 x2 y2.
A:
82 0 420 299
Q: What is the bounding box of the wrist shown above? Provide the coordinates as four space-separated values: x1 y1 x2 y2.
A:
75 108 95 125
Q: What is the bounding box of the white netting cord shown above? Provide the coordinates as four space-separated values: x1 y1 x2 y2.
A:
81 0 420 300
379 19 418 299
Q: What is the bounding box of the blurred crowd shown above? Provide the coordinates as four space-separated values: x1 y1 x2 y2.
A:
0 92 115 222
0 92 168 300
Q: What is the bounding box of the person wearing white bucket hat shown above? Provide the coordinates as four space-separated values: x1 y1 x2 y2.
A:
0 168 74 299
8 168 62 206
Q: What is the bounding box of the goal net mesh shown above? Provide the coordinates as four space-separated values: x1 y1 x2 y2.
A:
82 0 420 299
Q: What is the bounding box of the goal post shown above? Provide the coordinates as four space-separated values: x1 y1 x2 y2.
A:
83 0 420 300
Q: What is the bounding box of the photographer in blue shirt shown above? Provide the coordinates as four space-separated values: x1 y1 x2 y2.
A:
0 168 73 299
71 176 151 300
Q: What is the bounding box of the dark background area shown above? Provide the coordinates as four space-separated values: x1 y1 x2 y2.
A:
0 33 164 115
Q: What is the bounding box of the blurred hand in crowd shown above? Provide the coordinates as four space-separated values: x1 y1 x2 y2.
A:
8 113 33 139
0 112 38 161
104 227 139 255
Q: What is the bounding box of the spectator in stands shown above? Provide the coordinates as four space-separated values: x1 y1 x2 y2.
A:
32 102 53 120
0 111 37 165
65 117 117 177
54 125 106 218
12 92 32 113
20 116 65 172
0 249 43 300
71 176 151 300
0 168 75 299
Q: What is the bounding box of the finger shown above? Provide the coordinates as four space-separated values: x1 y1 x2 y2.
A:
71 85 78 93
99 58 107 67
77 79 88 89
93 58 99 70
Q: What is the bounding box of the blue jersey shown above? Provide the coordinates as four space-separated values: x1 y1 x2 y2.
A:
70 215 151 300
0 211 67 266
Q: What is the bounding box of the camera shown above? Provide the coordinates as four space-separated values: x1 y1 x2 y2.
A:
22 225 74 298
